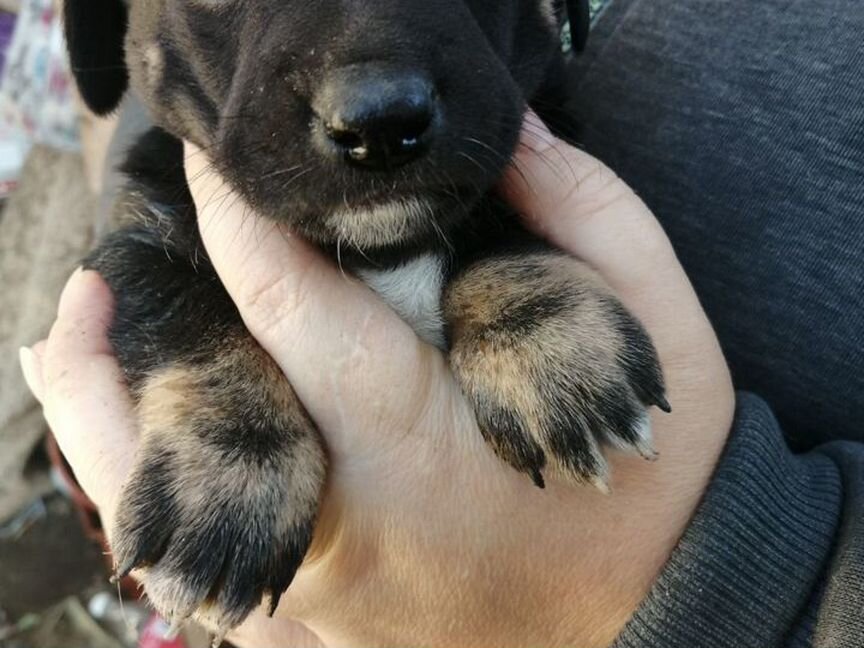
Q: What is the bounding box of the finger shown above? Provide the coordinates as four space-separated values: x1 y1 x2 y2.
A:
31 339 48 363
501 113 722 366
20 339 49 403
502 112 684 308
185 143 442 450
20 345 45 403
41 269 139 521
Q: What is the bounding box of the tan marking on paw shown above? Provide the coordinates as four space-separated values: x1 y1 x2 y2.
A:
444 252 662 484
120 335 326 632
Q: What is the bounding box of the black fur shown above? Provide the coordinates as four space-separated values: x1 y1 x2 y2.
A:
492 290 574 336
85 130 220 386
609 299 672 413
69 0 579 262
474 395 548 489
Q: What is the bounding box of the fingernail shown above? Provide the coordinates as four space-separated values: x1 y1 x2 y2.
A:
19 346 45 402
57 267 84 317
519 110 556 150
58 267 104 320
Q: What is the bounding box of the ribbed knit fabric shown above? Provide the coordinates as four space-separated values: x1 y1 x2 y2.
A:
613 393 853 647
812 446 864 646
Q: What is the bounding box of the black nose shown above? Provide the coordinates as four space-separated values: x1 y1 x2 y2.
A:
314 66 439 170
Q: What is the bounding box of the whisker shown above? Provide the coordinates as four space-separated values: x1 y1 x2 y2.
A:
260 164 305 180
279 165 318 193
460 134 533 191
336 236 348 279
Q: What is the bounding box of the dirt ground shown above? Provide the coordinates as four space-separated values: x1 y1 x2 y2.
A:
0 480 104 620
0 491 108 646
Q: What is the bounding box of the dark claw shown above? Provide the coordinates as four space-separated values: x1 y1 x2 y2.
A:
655 395 672 414
268 593 281 618
530 468 546 489
266 528 313 617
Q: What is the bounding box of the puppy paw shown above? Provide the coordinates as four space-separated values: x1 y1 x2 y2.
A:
444 253 669 489
111 343 326 635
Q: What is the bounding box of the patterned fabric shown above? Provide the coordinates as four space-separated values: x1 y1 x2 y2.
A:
0 0 78 151
0 12 15 77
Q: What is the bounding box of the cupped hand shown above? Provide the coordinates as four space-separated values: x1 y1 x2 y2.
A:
20 112 733 648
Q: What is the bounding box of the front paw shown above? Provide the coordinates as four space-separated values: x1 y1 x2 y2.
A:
444 253 669 489
111 357 326 635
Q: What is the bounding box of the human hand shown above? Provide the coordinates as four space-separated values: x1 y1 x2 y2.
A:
20 112 733 648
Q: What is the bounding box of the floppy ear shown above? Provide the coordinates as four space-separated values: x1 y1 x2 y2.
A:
566 0 591 53
63 0 130 115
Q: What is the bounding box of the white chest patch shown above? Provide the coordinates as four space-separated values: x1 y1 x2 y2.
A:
357 253 447 349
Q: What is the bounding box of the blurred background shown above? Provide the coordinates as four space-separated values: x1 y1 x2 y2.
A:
0 2 183 645
0 1 610 646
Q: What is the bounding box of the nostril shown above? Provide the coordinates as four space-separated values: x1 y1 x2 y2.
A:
315 66 440 170
399 113 433 146
325 125 370 161
327 127 365 151
324 106 435 168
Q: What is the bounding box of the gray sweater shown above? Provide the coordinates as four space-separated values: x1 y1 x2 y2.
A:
576 1 864 645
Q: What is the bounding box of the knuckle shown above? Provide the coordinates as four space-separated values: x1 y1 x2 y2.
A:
236 265 316 337
562 164 627 217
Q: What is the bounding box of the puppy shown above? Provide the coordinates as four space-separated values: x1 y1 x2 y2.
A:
63 0 668 634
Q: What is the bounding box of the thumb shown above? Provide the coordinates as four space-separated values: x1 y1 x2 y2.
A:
501 112 682 312
184 143 443 452
31 269 139 522
502 113 732 419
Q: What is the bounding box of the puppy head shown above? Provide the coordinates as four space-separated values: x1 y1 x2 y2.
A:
65 0 582 257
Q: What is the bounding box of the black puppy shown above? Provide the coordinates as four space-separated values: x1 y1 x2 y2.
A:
63 0 667 634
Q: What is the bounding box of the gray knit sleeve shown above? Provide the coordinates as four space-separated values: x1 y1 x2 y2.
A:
612 392 864 648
